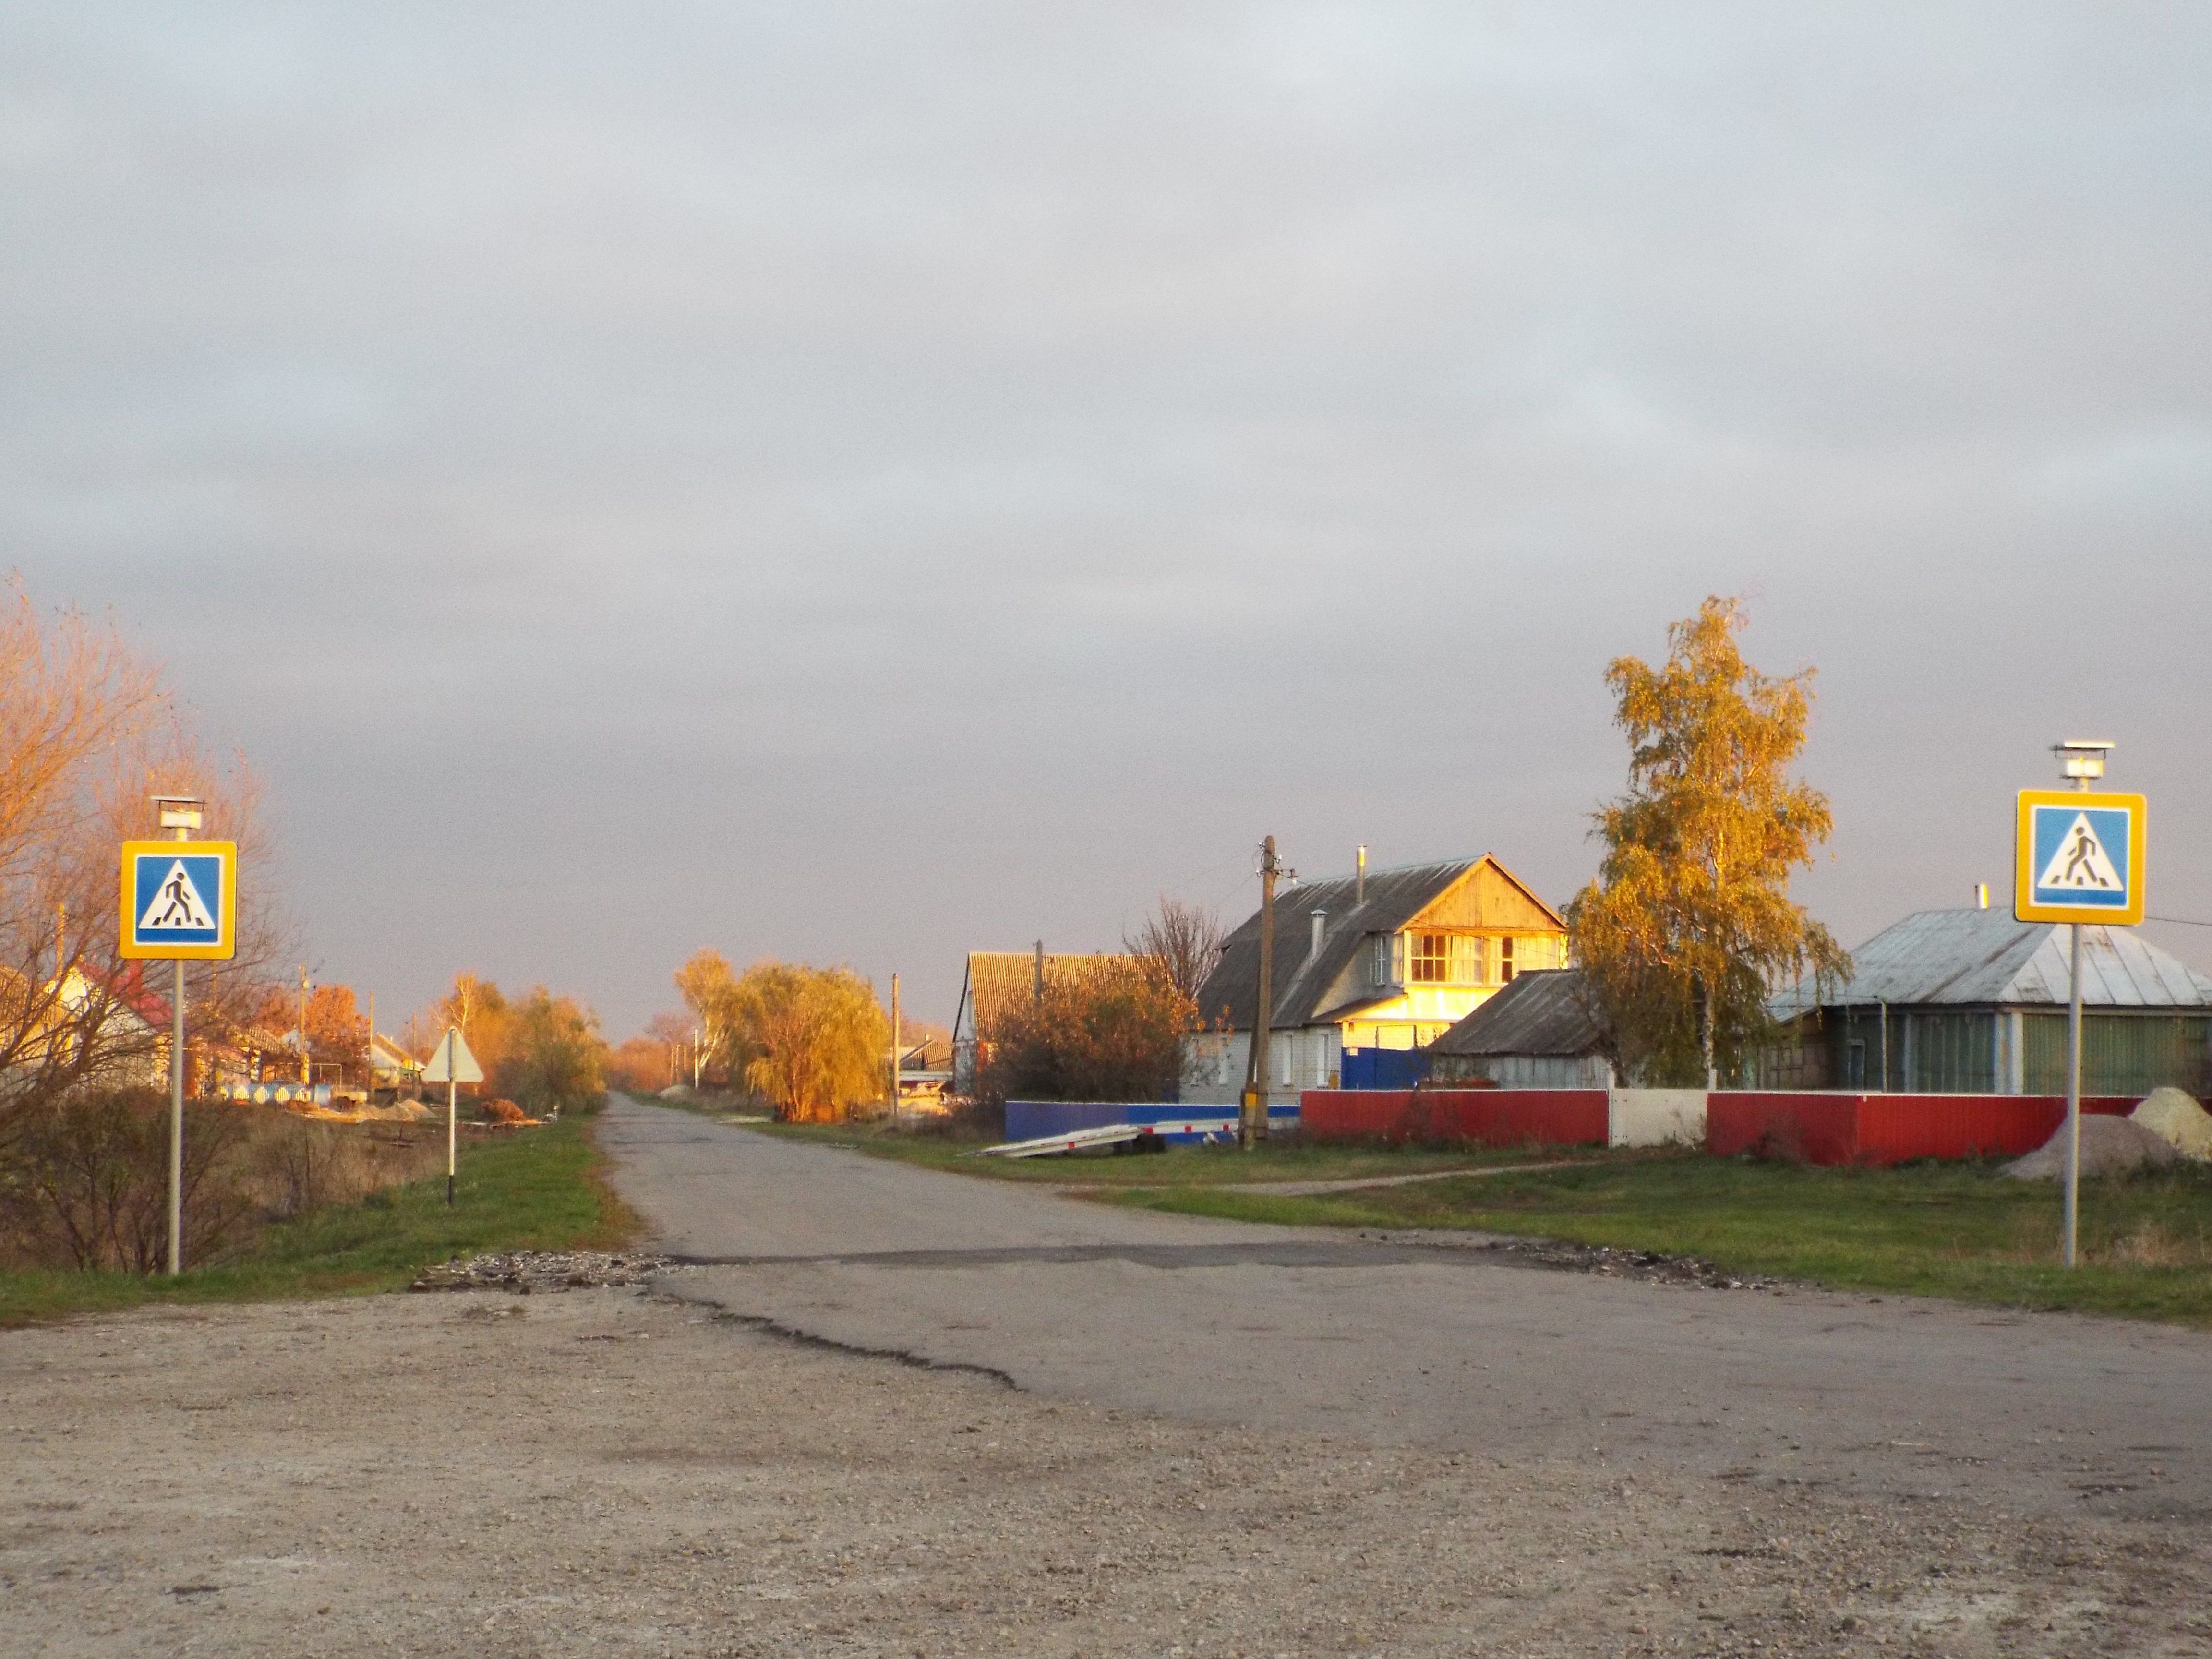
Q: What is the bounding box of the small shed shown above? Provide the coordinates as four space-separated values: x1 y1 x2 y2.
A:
1428 970 1611 1088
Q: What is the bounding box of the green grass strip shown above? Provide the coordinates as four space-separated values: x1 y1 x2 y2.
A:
1104 1153 2212 1325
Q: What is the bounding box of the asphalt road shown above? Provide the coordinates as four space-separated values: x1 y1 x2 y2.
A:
602 1097 2212 1527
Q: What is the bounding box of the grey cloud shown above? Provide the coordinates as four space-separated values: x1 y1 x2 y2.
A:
3 3 2208 1031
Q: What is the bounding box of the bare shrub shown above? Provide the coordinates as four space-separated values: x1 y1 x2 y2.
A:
0 1087 252 1271
0 1093 443 1270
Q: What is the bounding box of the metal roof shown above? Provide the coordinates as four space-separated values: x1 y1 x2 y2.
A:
1768 908 2212 1016
1195 859 1470 1030
1195 854 1562 1031
1430 970 1607 1058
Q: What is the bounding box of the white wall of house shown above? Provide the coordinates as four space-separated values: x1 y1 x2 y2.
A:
1181 1027 1337 1107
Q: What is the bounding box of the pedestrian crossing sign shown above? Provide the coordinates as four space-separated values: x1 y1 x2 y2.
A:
2014 792 2145 926
119 841 238 960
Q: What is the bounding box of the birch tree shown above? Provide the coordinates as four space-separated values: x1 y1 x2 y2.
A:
1567 596 1849 1086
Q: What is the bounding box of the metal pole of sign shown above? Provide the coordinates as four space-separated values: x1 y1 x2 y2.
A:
2047 738 2114 1271
446 1032 458 1209
169 955 185 1275
2064 921 2082 1267
2060 756 2094 1269
165 808 194 1277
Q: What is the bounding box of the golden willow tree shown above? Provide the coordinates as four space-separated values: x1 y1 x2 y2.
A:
1567 596 1849 1087
675 950 888 1121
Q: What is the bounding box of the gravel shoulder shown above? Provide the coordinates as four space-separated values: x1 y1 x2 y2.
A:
8 1285 2209 1658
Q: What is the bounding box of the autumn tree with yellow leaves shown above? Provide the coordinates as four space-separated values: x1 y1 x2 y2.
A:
1567 597 1850 1088
674 949 888 1121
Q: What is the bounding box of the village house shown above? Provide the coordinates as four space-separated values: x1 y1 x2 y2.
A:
1763 906 2212 1095
950 948 1142 1096
1182 853 1570 1107
30 962 172 1089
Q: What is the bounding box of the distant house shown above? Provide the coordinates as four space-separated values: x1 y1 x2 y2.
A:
39 963 171 1088
950 949 1142 1095
1183 854 1569 1107
370 1034 422 1091
1428 969 1611 1088
1764 908 2212 1096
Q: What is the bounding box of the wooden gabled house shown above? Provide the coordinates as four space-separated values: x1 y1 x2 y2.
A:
1182 853 1569 1107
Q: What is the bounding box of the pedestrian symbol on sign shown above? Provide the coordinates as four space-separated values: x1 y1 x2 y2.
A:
139 859 216 932
2038 814 2121 892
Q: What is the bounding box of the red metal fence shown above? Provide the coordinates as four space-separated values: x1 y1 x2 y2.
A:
1300 1088 1608 1148
1301 1087 2142 1164
1706 1092 2136 1166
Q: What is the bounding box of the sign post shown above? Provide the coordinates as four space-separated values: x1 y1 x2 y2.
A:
421 1027 483 1207
2015 747 2145 1267
119 803 238 1275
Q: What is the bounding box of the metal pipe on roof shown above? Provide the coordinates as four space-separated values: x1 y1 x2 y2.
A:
1311 910 1326 958
1356 845 1366 906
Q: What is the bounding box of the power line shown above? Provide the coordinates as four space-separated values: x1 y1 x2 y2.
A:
2147 914 2212 928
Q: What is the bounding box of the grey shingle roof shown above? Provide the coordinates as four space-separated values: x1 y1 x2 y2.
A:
1193 856 1571 1031
1768 908 2212 1016
1430 970 1607 1058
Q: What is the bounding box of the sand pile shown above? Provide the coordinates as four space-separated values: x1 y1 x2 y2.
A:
2131 1087 2212 1160
2004 1113 2180 1179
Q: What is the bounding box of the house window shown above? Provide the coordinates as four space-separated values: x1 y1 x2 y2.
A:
1448 935 1485 985
1410 933 1451 983
1499 937 1515 983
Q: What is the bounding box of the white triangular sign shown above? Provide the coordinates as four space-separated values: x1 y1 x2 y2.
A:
2037 812 2122 892
421 1028 483 1084
139 859 216 931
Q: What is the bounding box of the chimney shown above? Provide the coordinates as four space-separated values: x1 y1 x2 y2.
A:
1310 910 1327 958
1356 845 1367 906
1975 883 1989 910
1034 939 1045 1006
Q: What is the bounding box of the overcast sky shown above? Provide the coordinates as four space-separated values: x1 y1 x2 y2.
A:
6 3 2210 1037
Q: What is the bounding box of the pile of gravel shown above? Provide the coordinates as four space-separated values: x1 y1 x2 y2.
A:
2003 1114 2180 1180
2132 1087 2212 1159
408 1250 669 1293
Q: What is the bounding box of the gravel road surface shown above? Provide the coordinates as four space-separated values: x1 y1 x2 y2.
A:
4 1097 2207 1656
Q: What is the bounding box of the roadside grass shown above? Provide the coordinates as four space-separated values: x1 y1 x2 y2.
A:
1105 1152 2212 1324
747 1115 1566 1186
0 1113 637 1328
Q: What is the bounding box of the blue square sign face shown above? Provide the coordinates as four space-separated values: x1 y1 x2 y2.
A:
119 841 237 959
2014 792 2145 926
2029 805 2132 908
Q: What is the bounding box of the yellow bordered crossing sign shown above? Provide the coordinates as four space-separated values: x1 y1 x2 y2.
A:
119 840 238 960
2014 791 2145 926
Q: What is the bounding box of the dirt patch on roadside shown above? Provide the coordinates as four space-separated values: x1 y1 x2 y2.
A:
4 1287 2206 1656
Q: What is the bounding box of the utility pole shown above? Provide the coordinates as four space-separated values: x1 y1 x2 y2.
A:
299 965 311 1087
1241 835 1280 1149
890 972 901 1128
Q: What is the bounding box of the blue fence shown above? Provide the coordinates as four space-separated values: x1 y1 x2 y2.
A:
1338 1047 1431 1090
1004 1100 1300 1145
